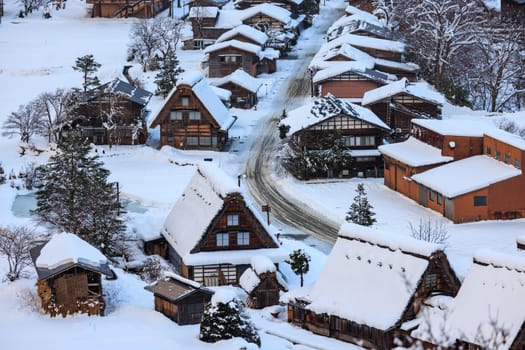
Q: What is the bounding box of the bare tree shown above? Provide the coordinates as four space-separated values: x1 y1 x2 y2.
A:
2 102 45 143
372 0 396 29
0 226 34 281
34 89 75 143
100 91 124 148
18 0 42 16
409 218 449 245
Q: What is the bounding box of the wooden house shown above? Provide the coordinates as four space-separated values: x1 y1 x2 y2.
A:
86 0 169 18
326 33 406 61
233 0 304 15
149 71 237 151
380 120 525 223
288 223 460 350
239 255 288 309
71 78 152 146
204 39 278 78
215 24 269 47
184 6 227 49
145 273 214 325
30 233 114 317
326 10 394 42
239 3 300 34
211 69 262 109
412 251 525 349
362 78 444 140
282 93 390 178
149 165 286 287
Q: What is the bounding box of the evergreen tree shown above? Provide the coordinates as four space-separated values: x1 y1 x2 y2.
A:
346 183 376 226
200 295 260 347
73 54 101 93
154 50 184 98
286 249 310 287
33 131 126 256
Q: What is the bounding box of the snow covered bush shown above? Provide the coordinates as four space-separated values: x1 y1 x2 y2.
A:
199 290 261 347
346 183 376 226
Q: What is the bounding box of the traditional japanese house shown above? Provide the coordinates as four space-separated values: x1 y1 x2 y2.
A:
362 78 444 140
233 0 304 16
211 69 262 109
239 3 301 34
411 251 525 349
326 33 406 61
239 255 288 309
204 39 278 78
215 24 269 48
30 233 114 317
71 78 152 146
380 120 525 223
184 6 226 49
151 165 286 287
288 223 460 349
145 273 214 325
282 93 390 178
86 0 169 18
326 12 394 42
149 71 237 150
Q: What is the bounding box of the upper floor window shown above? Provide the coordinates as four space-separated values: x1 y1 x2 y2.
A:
495 150 500 160
504 153 511 164
189 111 201 121
474 196 487 206
429 190 435 202
237 231 250 246
216 232 229 247
227 213 239 226
486 147 491 156
515 159 521 169
437 193 443 205
170 111 183 120
219 55 242 63
181 97 189 106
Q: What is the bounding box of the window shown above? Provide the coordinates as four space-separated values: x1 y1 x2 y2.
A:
227 213 239 226
189 111 201 121
424 273 438 289
515 159 521 169
181 97 189 106
385 161 390 170
437 193 443 205
504 153 510 164
167 136 174 144
429 191 435 201
495 150 500 160
474 196 487 206
216 232 229 247
186 136 199 145
237 231 249 246
219 55 242 63
170 111 183 120
486 146 491 156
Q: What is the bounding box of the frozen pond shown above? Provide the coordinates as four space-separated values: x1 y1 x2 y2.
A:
12 193 149 218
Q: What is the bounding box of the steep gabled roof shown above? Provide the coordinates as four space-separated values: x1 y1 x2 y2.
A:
312 62 395 84
307 223 443 330
362 78 445 106
284 94 390 135
150 71 236 131
204 39 262 57
30 233 113 280
216 24 268 46
211 69 262 93
378 137 453 167
239 3 295 27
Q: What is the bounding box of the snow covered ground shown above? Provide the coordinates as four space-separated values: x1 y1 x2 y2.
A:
1 0 525 349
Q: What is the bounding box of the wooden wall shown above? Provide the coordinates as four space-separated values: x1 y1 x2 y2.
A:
207 47 258 78
317 79 380 99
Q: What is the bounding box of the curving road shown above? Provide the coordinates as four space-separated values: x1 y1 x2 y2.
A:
244 6 345 246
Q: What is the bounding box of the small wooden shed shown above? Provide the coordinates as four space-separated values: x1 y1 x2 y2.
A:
145 273 214 325
240 255 288 309
30 233 114 317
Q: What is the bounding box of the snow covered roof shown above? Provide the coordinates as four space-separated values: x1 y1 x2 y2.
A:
307 223 442 330
107 78 153 107
374 58 420 73
239 255 286 293
188 6 219 18
378 137 453 167
411 118 493 137
211 69 262 93
485 128 525 151
327 17 392 42
204 39 262 57
216 24 268 46
251 255 276 274
312 62 395 84
151 71 235 131
412 155 522 198
444 251 525 349
239 3 294 27
31 233 113 280
145 272 213 303
362 78 445 106
328 33 405 55
344 5 383 25
210 85 232 101
239 267 260 293
284 94 389 135
309 43 375 71
184 247 287 267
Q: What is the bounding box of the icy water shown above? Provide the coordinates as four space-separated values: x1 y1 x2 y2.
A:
12 194 149 218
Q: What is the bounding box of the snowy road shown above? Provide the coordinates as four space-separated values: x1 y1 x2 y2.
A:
244 5 345 245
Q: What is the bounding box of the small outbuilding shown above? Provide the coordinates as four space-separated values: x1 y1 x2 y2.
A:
145 273 214 325
30 233 114 317
239 255 288 309
211 69 262 109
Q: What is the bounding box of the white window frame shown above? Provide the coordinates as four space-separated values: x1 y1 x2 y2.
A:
237 231 249 246
216 232 229 247
227 213 239 226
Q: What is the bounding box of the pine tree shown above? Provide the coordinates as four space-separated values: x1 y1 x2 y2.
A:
286 249 310 287
154 50 184 98
200 296 260 347
33 131 126 256
346 183 376 226
73 54 101 93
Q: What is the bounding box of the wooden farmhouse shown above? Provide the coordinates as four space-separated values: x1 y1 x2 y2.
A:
233 0 304 15
149 71 237 151
71 78 152 146
287 223 460 349
362 78 444 140
240 3 301 34
411 251 525 349
215 24 269 48
326 8 394 42
30 233 114 317
379 119 525 223
282 93 390 178
239 255 288 309
145 273 214 325
211 69 262 109
146 165 286 287
185 6 226 50
86 0 169 18
204 39 278 78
